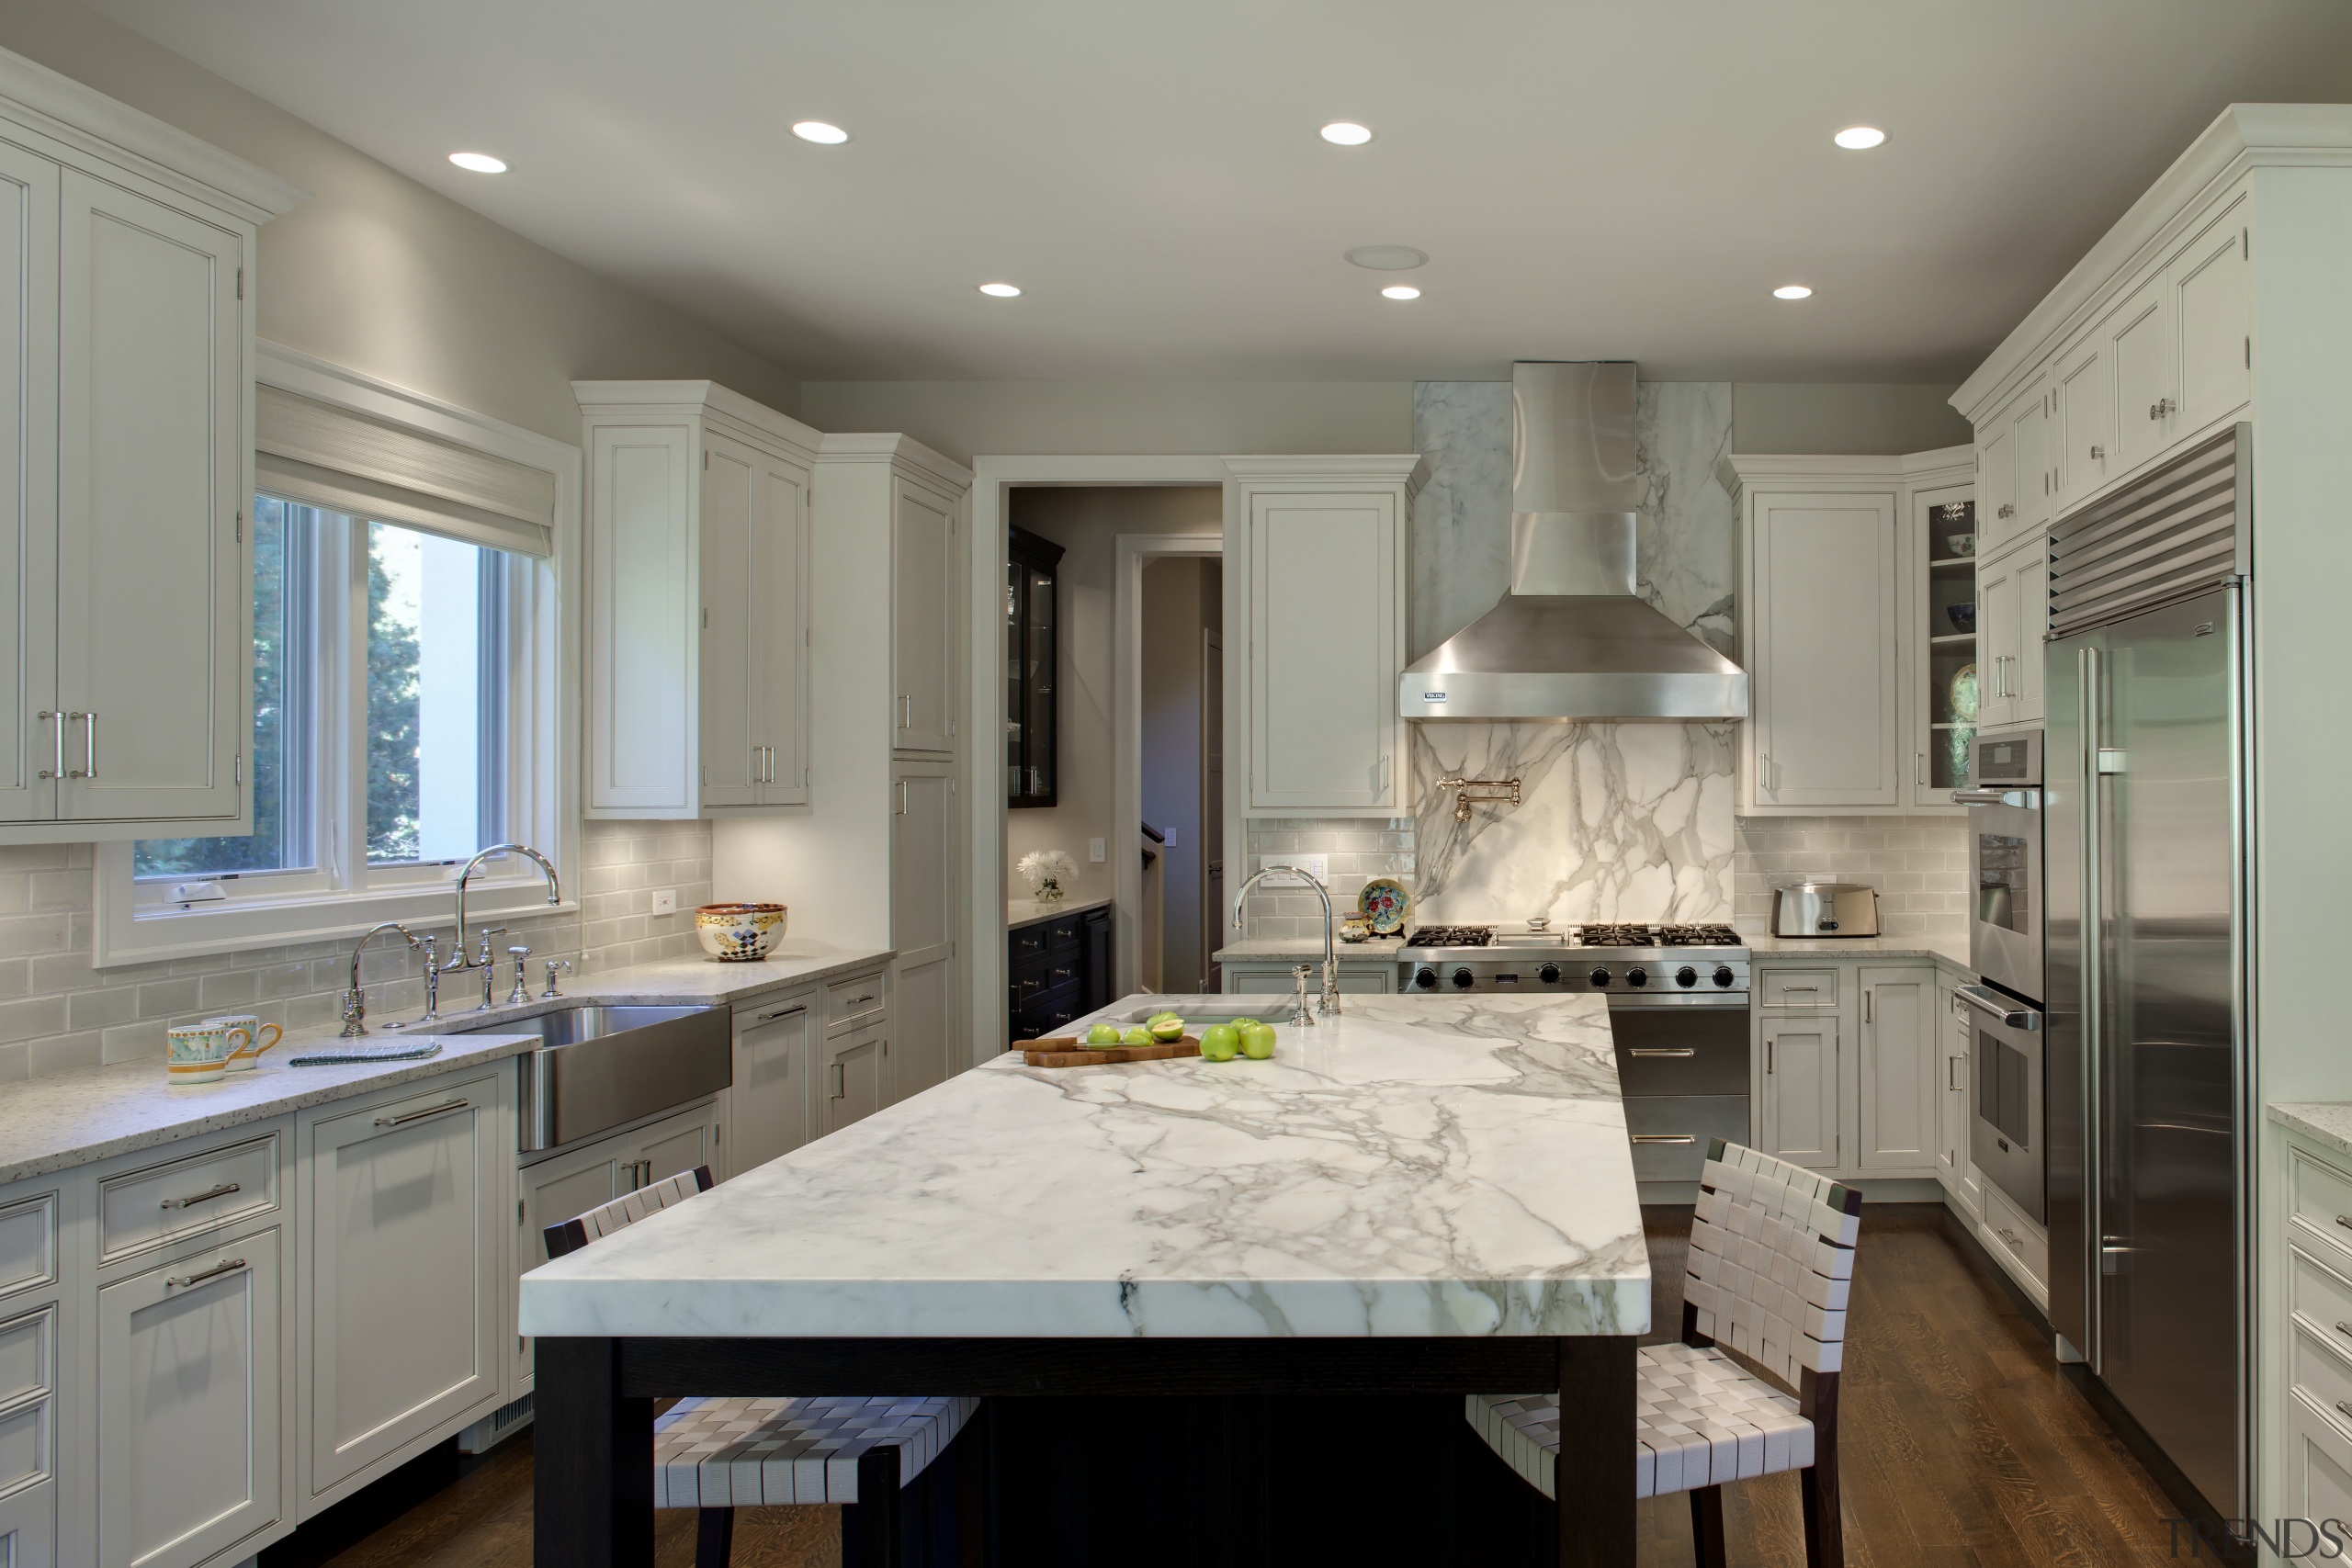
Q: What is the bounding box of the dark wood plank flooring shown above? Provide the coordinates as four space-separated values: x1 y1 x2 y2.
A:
276 1204 2181 1567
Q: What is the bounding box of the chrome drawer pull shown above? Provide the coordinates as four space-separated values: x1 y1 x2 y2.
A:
375 1098 470 1129
2334 1321 2352 1341
1630 1134 1695 1145
166 1256 247 1290
159 1180 241 1211
1627 1048 1695 1058
2338 1399 2352 1425
1782 985 1818 993
2335 1214 2352 1233
1996 1228 2021 1247
752 1004 808 1026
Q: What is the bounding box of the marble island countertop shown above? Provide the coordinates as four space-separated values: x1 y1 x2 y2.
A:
0 940 892 1186
521 991 1648 1341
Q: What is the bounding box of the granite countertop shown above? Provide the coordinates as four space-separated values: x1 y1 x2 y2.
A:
520 991 1647 1341
1007 896 1113 930
0 941 892 1186
2270 1104 2352 1164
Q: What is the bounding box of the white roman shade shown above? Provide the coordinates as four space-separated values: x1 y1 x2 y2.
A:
254 384 557 557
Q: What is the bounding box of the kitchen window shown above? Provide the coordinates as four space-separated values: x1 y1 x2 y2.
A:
93 351 577 964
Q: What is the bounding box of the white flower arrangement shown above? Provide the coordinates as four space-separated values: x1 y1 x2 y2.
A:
1017 848 1078 901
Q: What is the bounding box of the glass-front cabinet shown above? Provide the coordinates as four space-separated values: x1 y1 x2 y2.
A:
1006 525 1062 807
1915 487 1978 804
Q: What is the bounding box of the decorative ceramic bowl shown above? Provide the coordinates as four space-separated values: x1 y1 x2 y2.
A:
696 902 787 962
1946 532 1976 558
1358 878 1409 936
1946 603 1977 633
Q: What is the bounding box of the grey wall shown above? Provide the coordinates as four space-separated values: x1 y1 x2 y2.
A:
0 0 803 442
1730 383 1972 455
1139 558 1221 994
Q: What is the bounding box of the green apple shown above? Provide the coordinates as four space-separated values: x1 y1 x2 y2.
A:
1229 1017 1263 1032
1239 1023 1277 1060
1085 1023 1120 1047
1121 1026 1152 1046
1199 1023 1240 1062
1148 1015 1186 1043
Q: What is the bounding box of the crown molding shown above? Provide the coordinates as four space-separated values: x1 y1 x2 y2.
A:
1220 453 1429 497
816 431 975 492
572 378 822 461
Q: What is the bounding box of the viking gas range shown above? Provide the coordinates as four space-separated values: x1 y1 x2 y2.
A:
1396 922 1751 1190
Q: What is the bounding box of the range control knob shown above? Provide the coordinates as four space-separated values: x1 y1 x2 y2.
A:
1675 965 1698 988
1450 967 1476 990
1588 967 1612 987
1713 965 1736 988
1626 965 1649 987
1537 963 1561 985
1411 966 1438 991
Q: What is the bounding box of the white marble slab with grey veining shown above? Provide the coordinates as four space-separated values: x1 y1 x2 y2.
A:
0 942 892 1185
520 993 1649 1341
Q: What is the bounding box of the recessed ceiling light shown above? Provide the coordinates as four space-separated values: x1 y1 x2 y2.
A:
447 152 507 174
1346 244 1428 271
792 121 850 145
978 282 1022 298
1773 285 1814 299
1320 121 1374 146
1381 285 1421 301
1833 126 1887 151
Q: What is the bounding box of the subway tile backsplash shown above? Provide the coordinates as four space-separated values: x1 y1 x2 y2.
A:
0 819 711 1085
1241 818 1414 940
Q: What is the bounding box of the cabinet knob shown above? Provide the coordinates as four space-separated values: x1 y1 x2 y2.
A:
2149 397 2176 421
2089 444 2105 460
1996 503 2015 520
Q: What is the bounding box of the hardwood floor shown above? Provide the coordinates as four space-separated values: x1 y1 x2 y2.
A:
276 1205 2181 1567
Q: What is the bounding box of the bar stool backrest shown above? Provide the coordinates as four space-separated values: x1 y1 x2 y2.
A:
544 1166 716 1259
1682 1139 1863 1392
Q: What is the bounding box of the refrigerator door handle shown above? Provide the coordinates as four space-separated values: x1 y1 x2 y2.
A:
2077 641 2105 1369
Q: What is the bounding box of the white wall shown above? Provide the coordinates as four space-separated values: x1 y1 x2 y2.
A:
0 0 804 442
1730 383 1972 456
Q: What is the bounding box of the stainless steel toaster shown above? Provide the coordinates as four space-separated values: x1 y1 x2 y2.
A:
1771 882 1881 938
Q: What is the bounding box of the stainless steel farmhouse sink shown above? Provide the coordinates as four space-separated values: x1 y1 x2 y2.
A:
457 1004 732 1152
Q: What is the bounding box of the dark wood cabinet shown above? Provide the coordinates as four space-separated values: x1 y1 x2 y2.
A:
1006 525 1062 808
1009 905 1113 1042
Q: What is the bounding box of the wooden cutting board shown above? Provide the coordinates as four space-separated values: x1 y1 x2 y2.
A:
1017 1035 1201 1067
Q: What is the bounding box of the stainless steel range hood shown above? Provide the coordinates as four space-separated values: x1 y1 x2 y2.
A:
1398 362 1749 722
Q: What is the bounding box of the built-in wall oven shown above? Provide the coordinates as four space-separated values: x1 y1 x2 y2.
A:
1956 730 2046 1220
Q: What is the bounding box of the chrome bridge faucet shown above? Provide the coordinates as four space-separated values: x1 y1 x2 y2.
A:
1232 865 1340 1019
388 843 563 1023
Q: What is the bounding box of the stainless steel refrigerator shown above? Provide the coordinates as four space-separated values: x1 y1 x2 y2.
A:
2045 424 2251 1520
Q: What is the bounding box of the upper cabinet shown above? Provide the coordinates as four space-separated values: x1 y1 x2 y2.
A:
892 479 957 756
1228 457 1424 817
575 381 816 818
0 56 302 843
1724 451 1973 817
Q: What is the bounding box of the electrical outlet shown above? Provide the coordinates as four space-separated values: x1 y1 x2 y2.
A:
650 890 678 915
1259 853 1327 884
1089 838 1105 863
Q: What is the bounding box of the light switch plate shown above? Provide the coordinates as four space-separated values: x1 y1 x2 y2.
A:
1088 838 1105 863
650 890 678 915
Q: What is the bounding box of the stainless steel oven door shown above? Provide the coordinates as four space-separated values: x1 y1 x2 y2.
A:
1962 983 2045 1222
1957 784 2044 1004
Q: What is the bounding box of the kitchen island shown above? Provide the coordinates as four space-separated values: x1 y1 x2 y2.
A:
523 992 1648 1564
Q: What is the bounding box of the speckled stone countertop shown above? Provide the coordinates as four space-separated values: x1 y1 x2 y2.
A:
522 992 1647 1341
0 941 891 1185
2270 1104 2352 1164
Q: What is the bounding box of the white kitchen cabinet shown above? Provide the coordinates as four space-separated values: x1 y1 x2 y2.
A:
1857 967 1937 1171
0 1470 54 1568
1910 478 1976 809
576 381 817 817
1974 530 2046 728
1227 457 1423 818
1936 985 1980 1218
729 993 818 1176
2105 268 2176 479
1758 1014 1840 1172
892 479 957 756
2173 209 2253 439
0 1292 56 1568
890 760 955 1104
0 66 297 843
302 1070 503 1502
1745 490 1900 810
96 1226 281 1568
1223 960 1396 995
823 1022 888 1135
2052 333 2113 513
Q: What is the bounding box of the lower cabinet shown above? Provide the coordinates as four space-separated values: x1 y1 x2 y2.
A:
824 1024 887 1134
302 1071 503 1503
1935 984 1981 1218
96 1226 280 1568
729 992 818 1176
1758 1013 1840 1170
1857 966 1937 1170
1222 959 1397 996
0 1473 54 1568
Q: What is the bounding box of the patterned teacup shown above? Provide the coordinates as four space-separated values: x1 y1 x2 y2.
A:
165 1021 251 1086
204 1013 282 1073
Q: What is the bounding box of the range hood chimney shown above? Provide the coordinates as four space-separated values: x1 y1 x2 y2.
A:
1398 361 1749 721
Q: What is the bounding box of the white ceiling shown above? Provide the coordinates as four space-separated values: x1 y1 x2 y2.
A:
88 0 2352 384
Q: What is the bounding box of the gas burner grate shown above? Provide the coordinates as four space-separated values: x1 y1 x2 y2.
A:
1405 925 1494 947
1658 924 1744 947
1575 922 1657 947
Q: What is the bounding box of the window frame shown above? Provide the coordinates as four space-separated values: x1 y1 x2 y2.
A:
93 344 581 967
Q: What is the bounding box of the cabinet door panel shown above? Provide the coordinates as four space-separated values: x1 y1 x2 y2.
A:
98 1228 280 1568
891 762 954 1101
891 482 955 754
2054 338 2112 511
1975 422 2014 549
309 1077 498 1493
587 423 694 813
1249 492 1397 810
634 1108 717 1184
0 1469 54 1568
697 435 758 808
1759 1016 1839 1171
1750 492 1898 807
824 1032 884 1134
2175 219 2251 435
2015 536 2047 722
1859 968 1935 1170
2108 276 2176 475
0 145 58 826
892 954 949 1104
753 458 809 803
56 172 243 825
1975 548 2019 730
730 999 813 1175
2011 385 2051 533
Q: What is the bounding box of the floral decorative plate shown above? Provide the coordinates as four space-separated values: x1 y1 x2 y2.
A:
1359 878 1409 935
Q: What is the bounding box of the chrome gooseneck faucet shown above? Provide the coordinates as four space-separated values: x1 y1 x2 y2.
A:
442 843 562 1012
1233 865 1340 1020
340 922 421 1037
